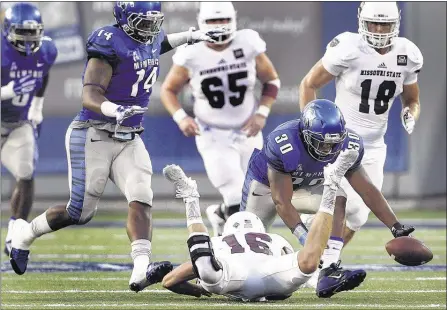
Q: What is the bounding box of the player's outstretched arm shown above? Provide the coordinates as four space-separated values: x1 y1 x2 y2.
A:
161 261 211 298
400 82 421 134
346 166 414 236
268 167 308 246
160 27 225 54
82 58 113 115
160 64 200 137
298 60 335 111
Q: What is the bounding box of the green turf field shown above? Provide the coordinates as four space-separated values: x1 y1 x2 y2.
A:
1 210 446 309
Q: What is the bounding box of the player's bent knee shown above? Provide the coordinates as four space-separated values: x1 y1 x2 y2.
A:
187 234 222 283
125 180 153 206
346 203 370 231
15 162 34 180
218 184 243 207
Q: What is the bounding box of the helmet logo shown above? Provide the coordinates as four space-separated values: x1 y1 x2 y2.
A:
118 2 135 9
324 133 341 141
303 108 316 127
23 20 38 26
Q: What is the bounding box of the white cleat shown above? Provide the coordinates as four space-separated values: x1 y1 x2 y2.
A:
10 219 33 251
206 204 225 237
163 164 200 199
129 265 150 293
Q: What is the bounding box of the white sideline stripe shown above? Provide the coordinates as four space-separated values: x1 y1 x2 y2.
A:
12 253 446 260
4 289 446 294
1 303 445 309
3 276 446 281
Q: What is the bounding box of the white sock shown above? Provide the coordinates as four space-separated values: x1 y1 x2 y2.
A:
131 239 152 270
321 237 344 269
29 211 53 239
5 217 16 241
184 197 203 227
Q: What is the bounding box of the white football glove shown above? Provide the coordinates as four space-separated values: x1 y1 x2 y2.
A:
323 149 359 190
187 26 227 44
115 105 148 125
401 107 415 134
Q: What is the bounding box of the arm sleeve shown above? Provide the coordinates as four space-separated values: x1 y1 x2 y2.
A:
346 139 365 174
321 34 352 77
172 47 192 76
404 41 423 85
265 137 287 173
248 29 267 56
43 37 58 67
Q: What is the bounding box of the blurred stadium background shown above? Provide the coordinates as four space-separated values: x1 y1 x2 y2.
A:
1 1 445 213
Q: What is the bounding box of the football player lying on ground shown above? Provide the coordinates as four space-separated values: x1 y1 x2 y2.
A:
146 158 368 301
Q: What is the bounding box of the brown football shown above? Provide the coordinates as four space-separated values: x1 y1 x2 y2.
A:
385 236 433 266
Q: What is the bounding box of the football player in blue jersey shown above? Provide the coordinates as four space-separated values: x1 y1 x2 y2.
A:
1 3 58 256
241 99 415 297
9 1 223 292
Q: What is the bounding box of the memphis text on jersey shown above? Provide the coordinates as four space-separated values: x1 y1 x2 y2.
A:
360 69 402 78
9 61 44 79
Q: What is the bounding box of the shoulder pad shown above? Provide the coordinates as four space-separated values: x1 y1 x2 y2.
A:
41 37 58 65
237 29 266 56
86 26 121 63
172 43 196 68
326 32 360 62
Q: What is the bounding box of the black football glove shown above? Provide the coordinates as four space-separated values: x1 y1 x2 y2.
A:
391 222 415 238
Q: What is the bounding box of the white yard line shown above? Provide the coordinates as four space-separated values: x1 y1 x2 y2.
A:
3 276 446 281
3 289 445 294
1 303 445 309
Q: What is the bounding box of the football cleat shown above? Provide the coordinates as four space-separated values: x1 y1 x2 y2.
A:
205 204 225 237
9 219 33 275
145 261 173 286
163 164 200 199
10 248 30 275
316 260 366 298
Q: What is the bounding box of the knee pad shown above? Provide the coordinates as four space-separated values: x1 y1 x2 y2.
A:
16 160 34 180
219 181 243 207
187 233 222 279
125 179 153 206
345 200 370 231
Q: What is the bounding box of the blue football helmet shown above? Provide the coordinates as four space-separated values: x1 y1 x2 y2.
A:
2 3 44 55
300 99 347 162
113 1 164 44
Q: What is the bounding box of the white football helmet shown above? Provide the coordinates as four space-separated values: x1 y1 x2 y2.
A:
358 2 401 49
222 211 265 236
197 2 236 45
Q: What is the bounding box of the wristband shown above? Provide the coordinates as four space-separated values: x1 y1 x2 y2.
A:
100 101 119 117
255 105 270 118
173 108 188 124
292 223 308 246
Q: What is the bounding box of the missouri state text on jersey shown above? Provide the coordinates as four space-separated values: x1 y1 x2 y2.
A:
322 32 423 147
1 35 57 123
75 25 165 128
247 120 364 190
172 29 266 128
